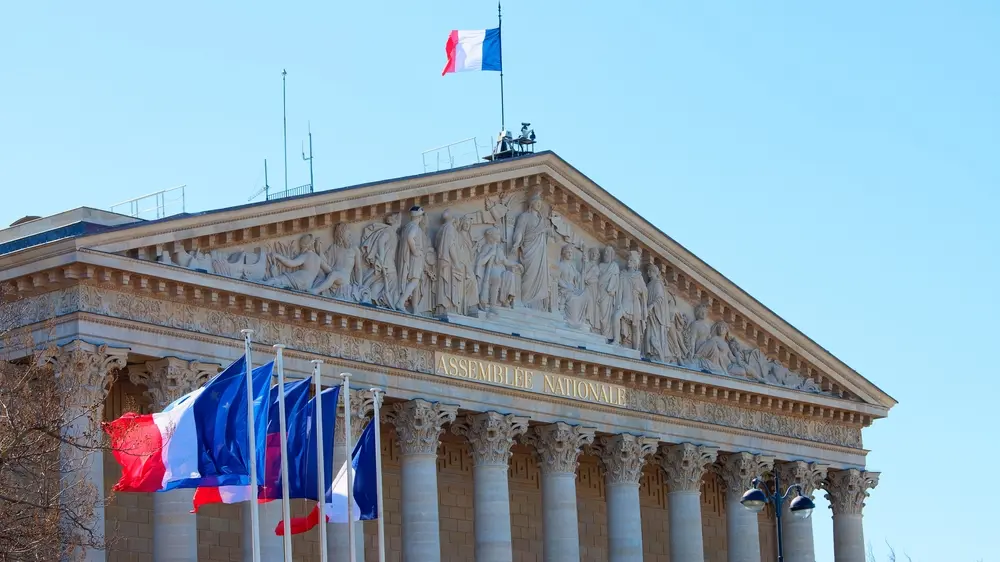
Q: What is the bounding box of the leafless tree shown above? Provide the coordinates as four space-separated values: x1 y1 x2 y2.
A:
0 286 128 561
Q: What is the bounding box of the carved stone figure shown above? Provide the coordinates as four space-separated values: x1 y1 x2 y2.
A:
474 227 521 312
613 251 647 351
510 193 554 310
416 244 437 316
359 213 401 309
396 206 428 312
458 215 478 310
727 337 822 392
263 233 331 293
313 223 363 299
666 291 689 362
694 321 738 375
644 263 670 362
582 247 601 329
435 209 474 316
595 245 620 339
557 245 593 330
684 303 714 361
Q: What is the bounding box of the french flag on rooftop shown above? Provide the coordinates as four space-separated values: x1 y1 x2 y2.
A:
442 28 502 75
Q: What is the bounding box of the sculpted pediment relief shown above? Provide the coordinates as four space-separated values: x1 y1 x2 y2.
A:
147 179 823 396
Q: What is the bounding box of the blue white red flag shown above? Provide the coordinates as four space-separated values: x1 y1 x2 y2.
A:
276 420 379 535
104 357 273 493
442 28 502 75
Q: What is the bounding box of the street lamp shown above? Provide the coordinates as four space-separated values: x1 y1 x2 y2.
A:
740 473 816 562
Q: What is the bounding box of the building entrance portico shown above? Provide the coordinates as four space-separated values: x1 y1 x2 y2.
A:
0 151 893 561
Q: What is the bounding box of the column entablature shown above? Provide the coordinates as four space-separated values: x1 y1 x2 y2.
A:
2 262 882 439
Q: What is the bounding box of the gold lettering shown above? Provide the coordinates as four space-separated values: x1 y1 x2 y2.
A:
618 388 626 405
524 371 534 389
458 358 469 378
599 384 610 404
588 382 601 403
544 374 556 393
437 355 447 375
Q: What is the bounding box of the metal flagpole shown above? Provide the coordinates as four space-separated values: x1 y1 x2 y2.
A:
282 69 289 194
498 1 505 133
240 329 263 562
272 345 294 561
370 388 386 562
312 360 329 562
340 373 357 562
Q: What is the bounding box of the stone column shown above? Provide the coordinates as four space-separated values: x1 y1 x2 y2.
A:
658 443 719 562
523 422 596 562
824 469 879 562
130 358 221 562
774 461 827 562
37 339 129 562
329 389 374 562
385 399 458 562
591 434 658 562
452 412 529 562
714 452 774 562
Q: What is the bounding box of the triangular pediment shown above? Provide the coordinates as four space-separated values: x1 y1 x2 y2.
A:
79 152 894 412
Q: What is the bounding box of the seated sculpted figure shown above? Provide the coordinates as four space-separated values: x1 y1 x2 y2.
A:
694 321 738 376
312 223 363 299
557 244 593 329
474 227 522 311
264 233 330 293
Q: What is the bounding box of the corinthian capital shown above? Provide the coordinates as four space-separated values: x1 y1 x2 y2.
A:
452 411 529 467
775 460 828 499
335 389 375 445
522 422 596 475
385 399 458 456
658 443 720 492
591 434 658 485
35 339 129 407
129 358 221 411
714 452 774 498
824 469 880 516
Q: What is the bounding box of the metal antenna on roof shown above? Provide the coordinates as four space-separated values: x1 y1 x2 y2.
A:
247 160 271 202
301 122 314 192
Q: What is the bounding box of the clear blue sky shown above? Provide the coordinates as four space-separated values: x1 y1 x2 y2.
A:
3 1 998 559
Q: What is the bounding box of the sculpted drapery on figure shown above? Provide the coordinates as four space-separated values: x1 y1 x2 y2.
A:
396 206 431 313
359 212 401 309
264 233 331 293
644 263 670 362
511 192 554 310
435 208 475 316
582 247 601 329
595 245 621 339
557 244 593 329
613 251 648 351
475 227 521 312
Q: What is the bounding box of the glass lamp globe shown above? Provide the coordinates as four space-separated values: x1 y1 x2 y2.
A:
788 494 816 519
740 488 768 513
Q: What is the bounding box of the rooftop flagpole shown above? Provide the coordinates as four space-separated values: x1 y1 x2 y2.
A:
498 1 505 133
282 69 289 194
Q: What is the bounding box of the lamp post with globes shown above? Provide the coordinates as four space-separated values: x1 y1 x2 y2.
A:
740 473 816 562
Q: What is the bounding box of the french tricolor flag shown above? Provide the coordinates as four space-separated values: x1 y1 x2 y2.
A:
442 28 502 75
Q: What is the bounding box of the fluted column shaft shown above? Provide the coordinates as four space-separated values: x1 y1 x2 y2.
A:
329 390 374 562
453 412 529 562
715 452 773 562
38 340 129 562
659 443 719 562
593 434 658 562
524 422 595 562
775 461 827 562
386 399 458 562
132 357 220 562
825 469 879 562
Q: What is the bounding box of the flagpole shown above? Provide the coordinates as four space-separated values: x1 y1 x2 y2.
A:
273 345 294 561
498 0 505 133
240 329 263 562
312 360 329 562
340 373 357 562
370 388 386 562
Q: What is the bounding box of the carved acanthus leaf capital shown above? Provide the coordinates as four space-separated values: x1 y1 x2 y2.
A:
451 411 529 467
522 422 596 475
35 339 129 407
335 389 375 445
775 460 828 499
590 434 658 485
823 469 879 516
658 443 720 492
129 358 221 410
384 399 457 456
713 452 774 497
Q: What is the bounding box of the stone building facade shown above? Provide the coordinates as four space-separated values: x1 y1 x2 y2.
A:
0 151 893 562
